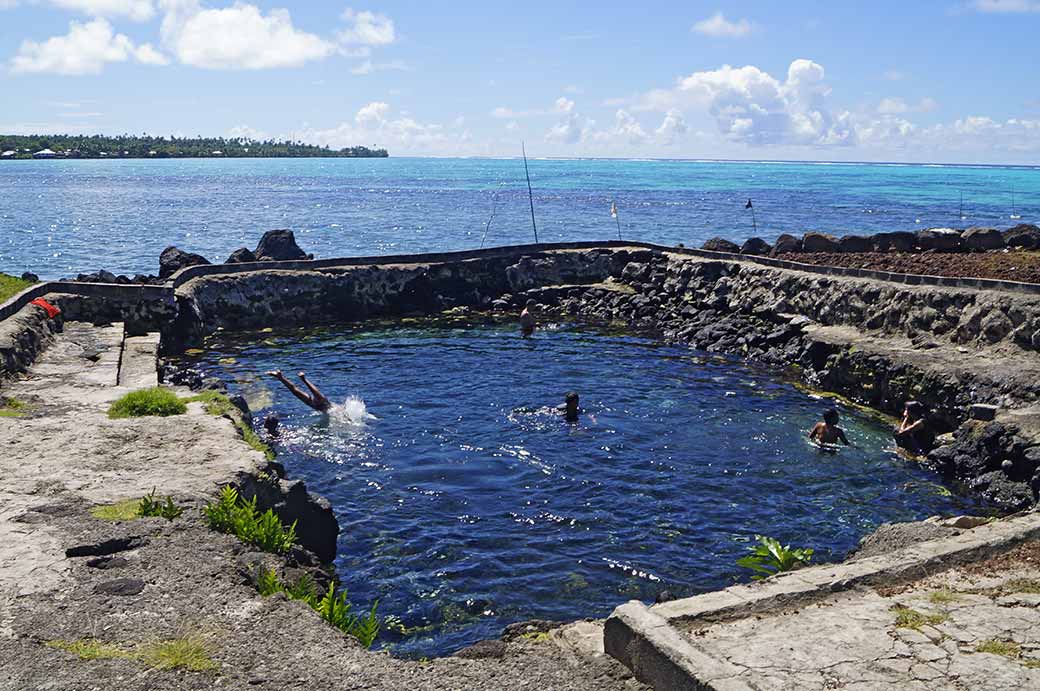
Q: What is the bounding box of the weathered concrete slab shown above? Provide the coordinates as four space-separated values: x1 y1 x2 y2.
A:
117 332 160 388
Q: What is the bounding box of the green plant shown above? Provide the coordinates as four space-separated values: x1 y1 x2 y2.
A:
46 639 130 661
1004 578 1040 594
975 639 1021 658
284 572 318 605
108 387 187 419
0 272 34 303
0 396 27 418
183 390 236 417
91 499 143 521
203 486 296 554
257 566 282 597
137 635 218 672
185 391 275 460
254 568 378 648
892 605 948 631
736 535 813 579
138 488 183 520
927 587 964 605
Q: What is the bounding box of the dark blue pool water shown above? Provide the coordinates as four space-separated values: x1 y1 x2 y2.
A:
191 321 981 657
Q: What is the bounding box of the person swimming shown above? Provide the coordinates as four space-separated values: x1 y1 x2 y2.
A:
266 370 331 413
519 299 537 337
809 408 850 447
559 391 580 423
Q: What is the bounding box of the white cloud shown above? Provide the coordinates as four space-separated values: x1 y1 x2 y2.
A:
46 0 155 21
159 0 335 69
877 96 939 115
555 96 575 113
289 102 468 155
10 18 167 75
632 58 852 146
969 0 1040 12
655 109 688 143
228 124 269 140
692 12 754 38
338 8 395 45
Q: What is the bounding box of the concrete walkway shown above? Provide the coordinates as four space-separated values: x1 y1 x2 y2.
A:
606 514 1040 690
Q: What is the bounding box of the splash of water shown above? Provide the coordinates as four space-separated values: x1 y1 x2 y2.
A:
330 395 377 426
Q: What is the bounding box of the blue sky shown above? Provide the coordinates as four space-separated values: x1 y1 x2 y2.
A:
1 1 1038 163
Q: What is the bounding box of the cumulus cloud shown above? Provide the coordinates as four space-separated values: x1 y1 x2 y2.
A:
877 96 939 115
691 12 754 38
290 102 467 155
158 0 335 69
338 8 395 45
46 0 155 21
10 18 167 75
655 109 688 143
228 124 270 140
350 59 407 75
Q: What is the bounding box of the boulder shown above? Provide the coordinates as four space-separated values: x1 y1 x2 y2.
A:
159 246 210 279
94 577 145 596
916 228 963 252
770 234 802 255
226 247 257 264
739 237 772 256
969 404 998 421
802 232 839 253
961 227 1004 252
701 237 740 253
1004 223 1040 249
454 640 507 660
20 272 39 283
871 231 916 253
254 229 311 262
837 235 873 253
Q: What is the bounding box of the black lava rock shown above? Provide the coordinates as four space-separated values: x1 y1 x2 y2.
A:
159 246 211 279
254 229 311 261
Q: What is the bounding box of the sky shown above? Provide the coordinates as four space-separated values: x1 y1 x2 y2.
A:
1 1 1039 164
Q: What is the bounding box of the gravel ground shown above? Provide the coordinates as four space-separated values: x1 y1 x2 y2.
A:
776 251 1040 283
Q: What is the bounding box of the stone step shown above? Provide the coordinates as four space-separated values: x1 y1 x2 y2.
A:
118 333 160 389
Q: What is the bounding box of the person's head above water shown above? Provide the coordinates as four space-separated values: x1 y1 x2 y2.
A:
823 408 840 425
904 401 925 421
564 391 580 421
263 413 280 435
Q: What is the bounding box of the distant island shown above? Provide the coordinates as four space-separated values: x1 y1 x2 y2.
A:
0 134 388 160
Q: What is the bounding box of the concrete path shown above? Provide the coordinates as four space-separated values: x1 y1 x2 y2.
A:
606 514 1040 690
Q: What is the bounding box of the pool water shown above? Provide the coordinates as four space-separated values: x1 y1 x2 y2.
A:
190 321 982 657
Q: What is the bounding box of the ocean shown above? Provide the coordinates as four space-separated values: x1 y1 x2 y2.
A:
0 157 1037 280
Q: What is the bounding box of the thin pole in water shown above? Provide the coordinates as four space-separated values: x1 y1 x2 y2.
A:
746 198 757 233
522 142 538 244
611 199 622 241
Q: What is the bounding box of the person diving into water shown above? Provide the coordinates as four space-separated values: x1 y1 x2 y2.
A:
266 370 331 413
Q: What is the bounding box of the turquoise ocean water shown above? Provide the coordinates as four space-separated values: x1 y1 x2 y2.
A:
0 157 1037 279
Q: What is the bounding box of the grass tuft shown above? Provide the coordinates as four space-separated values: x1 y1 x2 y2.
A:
1004 578 1040 594
892 605 949 631
91 499 142 521
975 639 1021 658
926 587 964 605
108 387 186 419
521 631 551 643
0 396 27 418
46 639 129 661
185 390 274 460
137 635 218 672
0 272 34 303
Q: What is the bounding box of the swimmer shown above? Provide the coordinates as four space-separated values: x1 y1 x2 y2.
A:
809 408 850 447
557 391 580 423
263 413 280 436
266 370 331 413
520 299 537 337
894 401 935 455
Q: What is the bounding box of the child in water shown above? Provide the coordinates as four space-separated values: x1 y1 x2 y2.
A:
809 408 850 447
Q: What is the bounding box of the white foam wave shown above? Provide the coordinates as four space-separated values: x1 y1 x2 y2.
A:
329 395 377 426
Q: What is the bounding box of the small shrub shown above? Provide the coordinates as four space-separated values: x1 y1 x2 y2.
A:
203 486 296 554
108 387 186 419
736 535 813 579
284 572 318 605
892 605 948 631
256 566 282 597
975 639 1021 659
137 635 218 672
138 489 183 520
255 569 378 648
46 639 129 661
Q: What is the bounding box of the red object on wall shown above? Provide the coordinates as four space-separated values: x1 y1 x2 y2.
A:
29 298 61 319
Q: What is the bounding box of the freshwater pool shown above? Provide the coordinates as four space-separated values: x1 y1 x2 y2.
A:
189 321 982 657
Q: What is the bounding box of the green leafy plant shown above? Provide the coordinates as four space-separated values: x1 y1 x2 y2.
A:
736 535 814 579
254 569 378 647
138 488 183 520
256 566 282 597
203 486 296 554
284 572 318 605
108 387 187 419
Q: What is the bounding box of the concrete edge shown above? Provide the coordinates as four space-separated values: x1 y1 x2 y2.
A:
605 512 1040 689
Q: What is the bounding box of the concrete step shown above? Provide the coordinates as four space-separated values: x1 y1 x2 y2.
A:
118 333 160 389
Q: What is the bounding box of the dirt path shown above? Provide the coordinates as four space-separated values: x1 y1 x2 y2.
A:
0 322 644 690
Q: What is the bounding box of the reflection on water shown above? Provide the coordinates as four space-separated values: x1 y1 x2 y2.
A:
189 322 985 657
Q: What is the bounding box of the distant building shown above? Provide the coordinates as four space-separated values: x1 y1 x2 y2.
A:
33 149 57 159
1 150 15 158
211 150 223 156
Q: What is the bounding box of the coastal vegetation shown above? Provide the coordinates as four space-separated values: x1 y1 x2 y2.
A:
736 535 814 579
46 635 218 672
0 134 387 159
0 396 27 418
185 390 275 459
204 485 296 554
108 387 187 418
91 489 183 521
0 272 33 302
255 566 381 648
